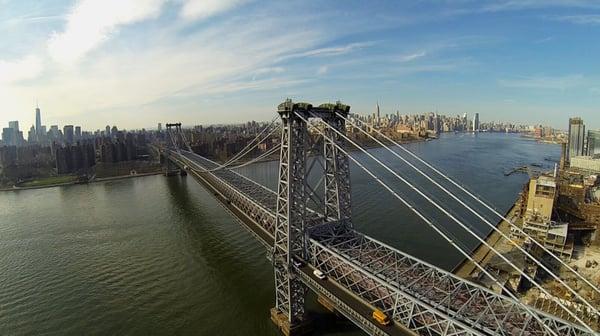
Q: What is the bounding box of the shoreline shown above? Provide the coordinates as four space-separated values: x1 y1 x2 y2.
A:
0 171 163 192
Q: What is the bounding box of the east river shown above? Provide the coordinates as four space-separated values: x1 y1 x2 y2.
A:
0 133 560 335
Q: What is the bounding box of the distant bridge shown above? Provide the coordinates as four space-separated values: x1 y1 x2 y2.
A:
157 101 596 336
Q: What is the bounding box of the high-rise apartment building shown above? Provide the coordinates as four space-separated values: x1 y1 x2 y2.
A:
567 117 585 162
587 129 600 156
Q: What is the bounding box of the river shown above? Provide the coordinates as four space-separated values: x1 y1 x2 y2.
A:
0 133 560 335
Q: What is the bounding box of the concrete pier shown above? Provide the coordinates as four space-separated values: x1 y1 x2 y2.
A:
270 308 312 336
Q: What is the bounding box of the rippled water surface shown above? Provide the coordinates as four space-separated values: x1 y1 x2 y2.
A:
0 133 559 335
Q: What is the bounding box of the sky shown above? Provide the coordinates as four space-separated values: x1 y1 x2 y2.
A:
1 0 599 131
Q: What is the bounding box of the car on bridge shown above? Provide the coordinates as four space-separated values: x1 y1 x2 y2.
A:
313 269 326 280
372 309 391 326
292 257 305 268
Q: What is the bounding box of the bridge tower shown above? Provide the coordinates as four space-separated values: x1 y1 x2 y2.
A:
271 100 352 335
164 123 185 176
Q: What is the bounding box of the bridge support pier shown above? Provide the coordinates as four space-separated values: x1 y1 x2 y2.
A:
162 154 181 176
270 308 313 336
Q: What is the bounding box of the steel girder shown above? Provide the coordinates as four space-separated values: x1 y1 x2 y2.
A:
273 111 309 323
173 151 277 237
323 114 353 226
309 228 592 336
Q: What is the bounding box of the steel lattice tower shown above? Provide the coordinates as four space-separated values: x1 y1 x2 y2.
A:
323 110 352 225
272 100 353 333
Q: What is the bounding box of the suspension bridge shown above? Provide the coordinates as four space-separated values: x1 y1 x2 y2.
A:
157 100 599 336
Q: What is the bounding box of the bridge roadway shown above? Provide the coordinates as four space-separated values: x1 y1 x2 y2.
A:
165 149 591 336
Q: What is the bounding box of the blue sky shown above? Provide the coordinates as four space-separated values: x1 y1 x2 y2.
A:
1 0 599 130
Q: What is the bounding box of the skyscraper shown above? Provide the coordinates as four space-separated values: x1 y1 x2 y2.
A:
587 130 600 156
8 121 19 132
64 125 74 144
2 128 15 146
567 117 585 162
35 104 41 133
375 102 380 125
472 113 480 132
28 126 36 143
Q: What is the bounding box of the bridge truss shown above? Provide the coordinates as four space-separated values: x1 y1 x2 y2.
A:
161 101 594 336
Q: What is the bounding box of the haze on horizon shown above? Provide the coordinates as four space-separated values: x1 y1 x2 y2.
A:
1 0 599 131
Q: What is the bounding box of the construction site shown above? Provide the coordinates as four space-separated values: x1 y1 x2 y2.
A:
454 143 600 328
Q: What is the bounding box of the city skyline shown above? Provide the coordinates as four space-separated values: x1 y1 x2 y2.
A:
2 1 600 130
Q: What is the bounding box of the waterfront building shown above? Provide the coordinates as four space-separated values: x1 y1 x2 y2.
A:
586 130 600 156
472 113 480 132
567 117 585 162
570 156 600 173
517 175 573 260
525 175 556 221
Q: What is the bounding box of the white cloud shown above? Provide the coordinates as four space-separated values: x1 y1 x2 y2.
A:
0 55 43 84
47 0 165 64
253 67 285 75
552 14 600 25
498 74 585 90
482 0 600 12
180 0 248 21
288 42 374 59
317 65 328 75
18 12 323 125
397 51 427 62
534 36 553 43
